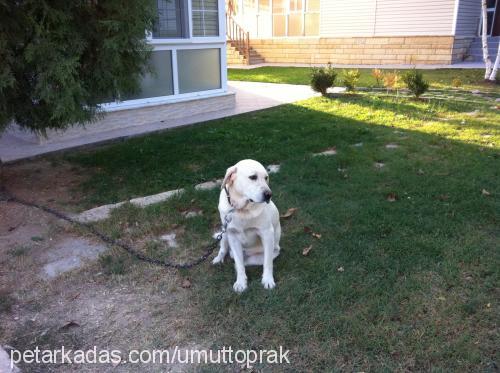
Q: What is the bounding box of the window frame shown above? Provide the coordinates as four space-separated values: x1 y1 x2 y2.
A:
101 0 227 111
479 0 498 36
148 0 225 43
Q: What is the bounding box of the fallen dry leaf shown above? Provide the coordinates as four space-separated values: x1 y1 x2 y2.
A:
181 278 192 288
280 207 298 219
312 232 322 239
59 321 80 331
302 245 313 256
482 189 491 196
303 226 312 233
386 193 398 202
337 266 344 272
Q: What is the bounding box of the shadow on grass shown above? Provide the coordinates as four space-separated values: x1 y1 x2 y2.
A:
59 95 499 370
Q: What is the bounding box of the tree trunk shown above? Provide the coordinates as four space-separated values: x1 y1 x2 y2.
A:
482 0 492 79
489 43 500 81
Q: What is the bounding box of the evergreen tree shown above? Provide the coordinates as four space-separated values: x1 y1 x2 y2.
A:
0 0 156 134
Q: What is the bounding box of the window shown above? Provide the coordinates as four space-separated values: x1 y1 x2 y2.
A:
289 0 302 12
273 0 286 13
153 0 189 38
480 0 498 36
192 0 219 36
271 0 319 37
113 51 173 102
258 0 270 12
177 49 221 93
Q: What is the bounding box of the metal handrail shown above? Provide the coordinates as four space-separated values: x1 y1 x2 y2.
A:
226 11 250 64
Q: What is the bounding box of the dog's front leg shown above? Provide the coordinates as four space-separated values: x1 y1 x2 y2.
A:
212 236 229 264
260 228 276 289
227 234 247 293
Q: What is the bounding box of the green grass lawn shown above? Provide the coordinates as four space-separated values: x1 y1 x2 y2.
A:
228 67 500 92
64 87 500 370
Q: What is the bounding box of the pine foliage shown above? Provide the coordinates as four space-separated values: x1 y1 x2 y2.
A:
0 0 156 134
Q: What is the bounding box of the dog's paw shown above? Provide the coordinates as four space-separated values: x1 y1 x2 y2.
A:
212 254 225 265
261 275 276 290
233 280 248 293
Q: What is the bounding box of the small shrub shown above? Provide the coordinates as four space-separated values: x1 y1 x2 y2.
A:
99 254 126 275
452 77 462 88
342 69 360 92
310 63 336 96
371 68 384 87
383 71 401 92
402 69 429 98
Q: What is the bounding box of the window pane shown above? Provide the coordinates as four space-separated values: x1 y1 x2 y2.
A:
289 0 302 12
273 14 286 36
307 0 320 12
192 11 219 36
153 0 188 38
304 13 319 35
193 0 218 10
487 11 494 34
258 0 270 12
126 51 173 100
486 0 496 8
273 0 286 13
192 0 219 36
288 13 303 36
177 49 221 93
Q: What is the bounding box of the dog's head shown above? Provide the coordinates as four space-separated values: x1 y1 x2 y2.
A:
222 159 272 208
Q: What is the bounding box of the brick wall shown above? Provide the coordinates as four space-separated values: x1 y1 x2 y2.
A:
231 36 457 65
41 93 236 144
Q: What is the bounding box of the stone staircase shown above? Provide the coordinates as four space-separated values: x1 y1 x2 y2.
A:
467 36 500 61
227 42 265 65
225 8 265 66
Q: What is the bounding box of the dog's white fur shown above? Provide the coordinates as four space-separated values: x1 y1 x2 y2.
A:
212 159 281 293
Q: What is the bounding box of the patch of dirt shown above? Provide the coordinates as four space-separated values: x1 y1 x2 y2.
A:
2 159 87 212
0 199 207 372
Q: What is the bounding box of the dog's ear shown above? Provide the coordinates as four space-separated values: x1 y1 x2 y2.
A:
222 165 237 189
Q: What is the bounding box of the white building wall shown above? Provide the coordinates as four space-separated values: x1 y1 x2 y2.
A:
319 0 456 37
320 0 377 37
454 0 481 36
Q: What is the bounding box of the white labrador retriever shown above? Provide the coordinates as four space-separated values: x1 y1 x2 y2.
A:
212 159 281 293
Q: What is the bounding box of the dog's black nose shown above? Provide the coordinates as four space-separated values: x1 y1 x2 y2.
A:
263 190 272 203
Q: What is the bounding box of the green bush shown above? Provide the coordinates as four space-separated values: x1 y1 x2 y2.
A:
342 69 361 92
402 69 429 98
310 64 336 96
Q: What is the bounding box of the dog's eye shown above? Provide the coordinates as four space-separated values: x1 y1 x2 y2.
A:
249 175 257 180
265 176 269 181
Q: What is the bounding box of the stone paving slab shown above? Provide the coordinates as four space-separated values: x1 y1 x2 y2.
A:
0 346 20 373
42 237 107 279
74 163 282 223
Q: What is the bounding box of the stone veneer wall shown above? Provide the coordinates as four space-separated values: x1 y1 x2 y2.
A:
40 93 235 144
242 36 457 65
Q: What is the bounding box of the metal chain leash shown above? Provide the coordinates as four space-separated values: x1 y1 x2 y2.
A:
0 186 232 270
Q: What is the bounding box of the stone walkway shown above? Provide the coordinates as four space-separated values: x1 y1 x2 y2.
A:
0 81 318 163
